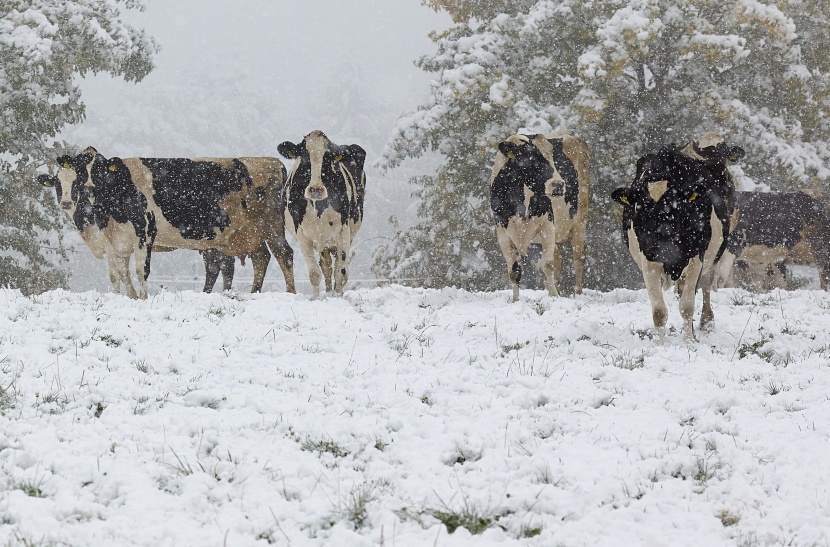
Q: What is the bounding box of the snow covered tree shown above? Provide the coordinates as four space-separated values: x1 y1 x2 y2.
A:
378 0 830 291
0 0 157 293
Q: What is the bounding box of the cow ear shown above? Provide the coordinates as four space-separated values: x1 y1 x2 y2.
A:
728 146 745 162
346 144 367 169
37 174 55 187
278 141 301 159
547 138 564 157
57 155 72 168
611 187 631 206
79 152 95 166
498 141 519 159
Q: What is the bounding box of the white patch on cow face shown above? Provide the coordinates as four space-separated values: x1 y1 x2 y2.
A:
544 174 565 198
56 165 77 213
304 131 329 202
696 132 724 149
648 180 668 202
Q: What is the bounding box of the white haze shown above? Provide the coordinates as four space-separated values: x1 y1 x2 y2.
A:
59 0 450 293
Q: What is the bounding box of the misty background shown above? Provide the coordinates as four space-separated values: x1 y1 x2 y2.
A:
59 0 450 292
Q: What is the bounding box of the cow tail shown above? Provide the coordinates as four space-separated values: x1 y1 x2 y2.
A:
144 212 157 280
708 190 731 264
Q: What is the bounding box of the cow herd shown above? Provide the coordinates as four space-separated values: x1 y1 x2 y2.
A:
36 129 830 340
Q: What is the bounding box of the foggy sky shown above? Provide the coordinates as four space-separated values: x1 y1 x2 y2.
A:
61 0 450 292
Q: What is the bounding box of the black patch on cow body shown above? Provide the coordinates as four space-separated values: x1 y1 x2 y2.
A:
91 157 153 250
548 138 579 219
491 143 553 228
491 137 580 229
141 158 252 240
727 191 823 256
618 146 732 280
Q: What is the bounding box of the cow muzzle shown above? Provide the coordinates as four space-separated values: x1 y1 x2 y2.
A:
305 186 327 201
546 179 565 197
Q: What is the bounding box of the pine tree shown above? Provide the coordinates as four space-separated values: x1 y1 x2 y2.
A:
378 0 830 291
0 0 157 294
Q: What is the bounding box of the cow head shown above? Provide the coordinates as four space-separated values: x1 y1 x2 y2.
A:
40 147 99 216
278 130 367 202
495 134 565 198
691 132 745 165
613 146 715 279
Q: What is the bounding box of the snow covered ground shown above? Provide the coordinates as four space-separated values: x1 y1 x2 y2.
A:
1 285 829 546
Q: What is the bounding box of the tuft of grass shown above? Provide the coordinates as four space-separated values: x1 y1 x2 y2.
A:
766 380 783 396
428 506 498 535
300 437 349 458
10 477 45 498
0 384 14 413
8 529 52 547
34 390 67 414
447 444 482 466
500 341 529 356
533 464 563 486
97 334 121 347
134 359 152 374
603 350 645 370
519 523 543 538
737 338 770 360
717 509 741 527
340 481 378 529
390 335 412 358
693 457 719 485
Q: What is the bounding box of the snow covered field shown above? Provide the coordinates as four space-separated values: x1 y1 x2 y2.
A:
1 285 829 546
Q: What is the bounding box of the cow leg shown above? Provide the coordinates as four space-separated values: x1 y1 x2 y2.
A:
320 249 334 293
333 228 353 294
297 235 323 299
571 225 587 295
678 258 703 340
111 254 137 299
267 236 296 294
106 253 124 295
699 268 715 331
202 251 220 293
133 244 151 300
539 224 560 298
221 254 235 291
642 261 668 339
249 241 271 293
496 227 521 302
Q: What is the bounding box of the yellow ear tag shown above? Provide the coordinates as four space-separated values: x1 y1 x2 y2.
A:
109 164 117 172
62 162 70 168
334 154 343 162
507 151 516 159
689 192 697 201
286 152 294 159
620 196 629 205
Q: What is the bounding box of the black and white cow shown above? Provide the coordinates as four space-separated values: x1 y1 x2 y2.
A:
490 132 590 301
278 131 366 298
39 147 295 298
611 137 742 339
719 191 830 290
201 249 236 293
